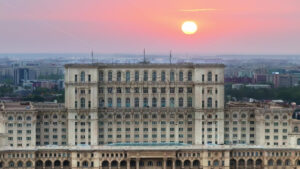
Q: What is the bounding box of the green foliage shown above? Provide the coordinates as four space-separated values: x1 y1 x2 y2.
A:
226 84 300 104
0 85 14 97
37 74 63 80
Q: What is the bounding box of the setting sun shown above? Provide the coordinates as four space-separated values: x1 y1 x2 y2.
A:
181 21 198 35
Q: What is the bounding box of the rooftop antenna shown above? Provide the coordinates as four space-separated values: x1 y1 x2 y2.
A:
169 50 172 64
143 48 146 63
91 49 94 64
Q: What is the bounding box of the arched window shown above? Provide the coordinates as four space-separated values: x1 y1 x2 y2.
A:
99 71 104 81
179 71 183 81
241 114 246 118
274 115 279 120
9 161 14 167
108 71 112 82
188 71 192 81
82 161 89 167
17 161 23 167
152 71 157 81
26 161 32 167
276 160 282 166
161 97 166 107
179 97 183 107
213 160 219 166
117 98 122 108
17 116 22 121
187 97 192 107
266 115 270 119
126 98 130 108
80 98 85 108
207 97 212 108
80 71 85 82
126 71 130 82
170 71 175 82
268 160 273 166
143 97 148 107
207 72 212 82
161 71 166 81
108 98 113 107
116 114 122 119
134 98 139 108
148 161 153 166
117 71 122 82
152 97 157 107
295 127 299 132
170 97 175 107
26 116 31 121
8 116 13 121
53 114 58 119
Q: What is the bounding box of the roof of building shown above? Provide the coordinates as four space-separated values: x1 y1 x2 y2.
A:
2 145 300 152
0 102 65 111
64 63 225 69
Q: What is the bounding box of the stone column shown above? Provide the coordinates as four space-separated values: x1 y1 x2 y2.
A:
100 161 103 169
163 158 167 169
109 161 112 169
172 159 176 169
127 160 130 169
136 159 140 169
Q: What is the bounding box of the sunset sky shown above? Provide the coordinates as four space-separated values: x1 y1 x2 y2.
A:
0 0 300 54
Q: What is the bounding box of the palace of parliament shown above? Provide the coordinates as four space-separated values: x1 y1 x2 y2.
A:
1 63 300 169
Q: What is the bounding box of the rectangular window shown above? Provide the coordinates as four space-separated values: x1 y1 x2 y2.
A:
135 71 139 82
161 87 166 93
170 87 175 93
143 87 148 94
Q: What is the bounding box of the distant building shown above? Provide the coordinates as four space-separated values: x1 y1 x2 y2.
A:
273 74 299 88
13 68 36 85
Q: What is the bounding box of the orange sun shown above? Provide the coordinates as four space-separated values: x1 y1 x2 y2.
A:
181 21 198 35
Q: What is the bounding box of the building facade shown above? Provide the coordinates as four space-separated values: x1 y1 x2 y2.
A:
1 63 300 169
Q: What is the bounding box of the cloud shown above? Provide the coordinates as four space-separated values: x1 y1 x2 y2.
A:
179 8 217 12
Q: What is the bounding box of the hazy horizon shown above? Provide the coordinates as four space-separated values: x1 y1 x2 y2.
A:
1 0 300 54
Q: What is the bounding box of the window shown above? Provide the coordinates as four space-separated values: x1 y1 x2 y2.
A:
88 101 91 108
75 74 78 82
170 97 175 107
152 87 157 93
297 138 300 145
144 71 148 81
126 98 131 108
187 87 192 93
126 71 130 82
143 98 148 107
208 72 212 82
161 97 166 107
215 74 218 82
188 71 192 81
135 71 139 81
117 87 122 93
134 98 139 108
215 100 218 108
161 71 166 81
179 97 183 107
152 71 157 81
143 87 148 93
88 74 91 82
99 71 104 81
179 71 183 81
134 87 139 93
80 71 85 82
117 71 122 82
108 71 112 82
178 87 184 93
170 71 175 82
161 87 166 93
117 98 122 107
207 97 212 108
152 98 157 107
80 98 85 108
75 101 78 108
170 87 175 93
108 98 113 107
187 97 192 107
202 74 205 82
